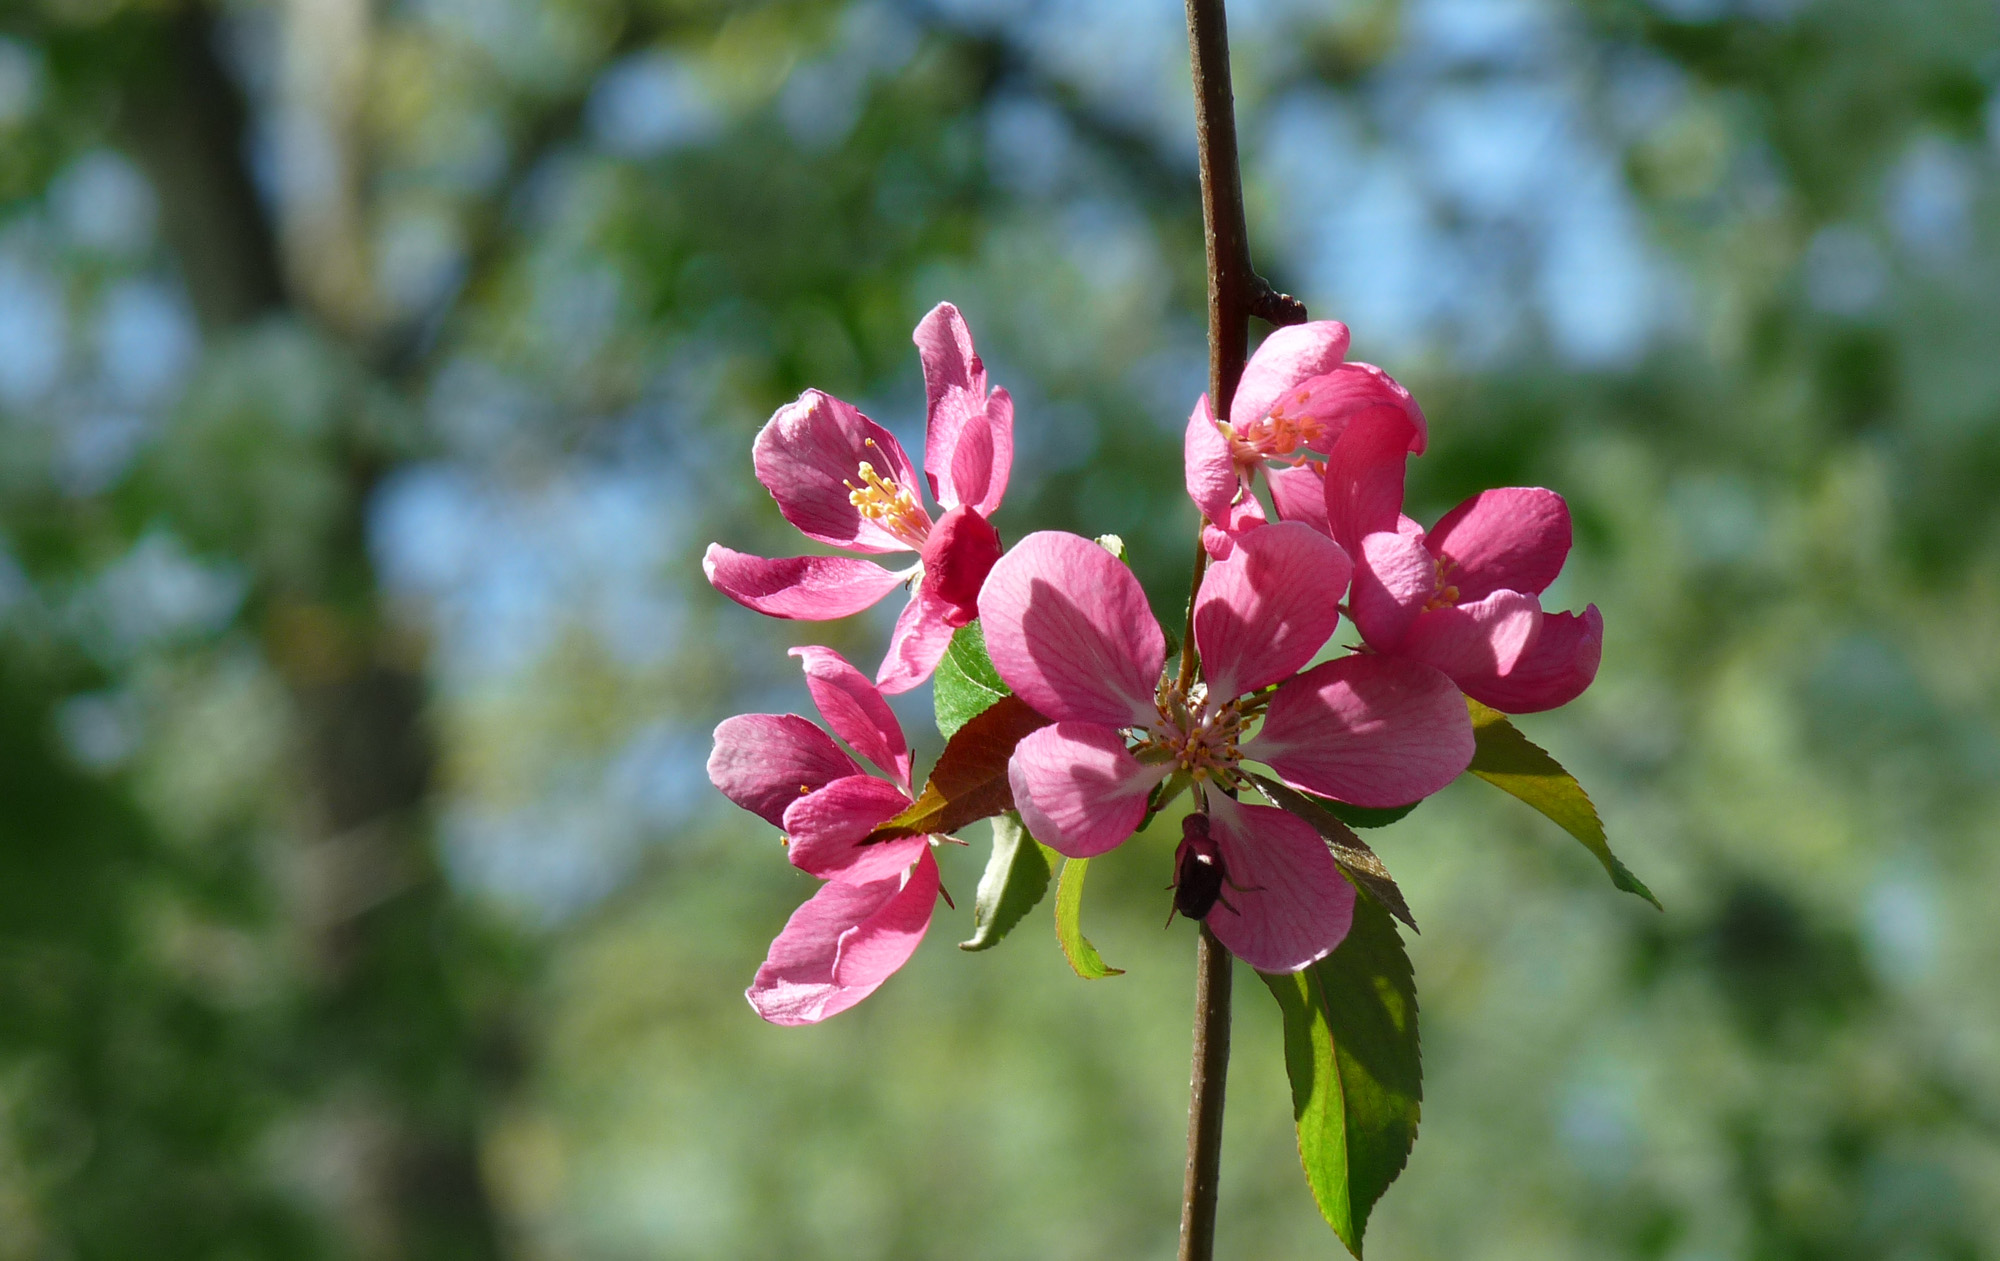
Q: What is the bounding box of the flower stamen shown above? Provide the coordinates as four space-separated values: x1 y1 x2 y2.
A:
1423 554 1461 611
845 441 931 547
1139 680 1250 786
1220 390 1332 467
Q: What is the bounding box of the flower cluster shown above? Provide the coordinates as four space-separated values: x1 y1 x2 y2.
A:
706 309 1603 1022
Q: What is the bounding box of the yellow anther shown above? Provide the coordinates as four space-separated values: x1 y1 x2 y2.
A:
1423 556 1462 611
844 459 929 545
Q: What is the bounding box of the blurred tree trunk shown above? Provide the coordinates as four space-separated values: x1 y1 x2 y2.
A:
121 6 509 1259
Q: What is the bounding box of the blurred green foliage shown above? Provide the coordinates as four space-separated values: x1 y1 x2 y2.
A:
0 0 1998 1257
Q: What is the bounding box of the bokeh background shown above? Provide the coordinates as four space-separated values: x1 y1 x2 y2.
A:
2 0 1998 1256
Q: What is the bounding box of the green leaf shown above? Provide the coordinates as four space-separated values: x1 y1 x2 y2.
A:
1053 856 1123 978
1465 699 1662 910
958 812 1053 951
1317 799 1420 829
1261 893 1422 1258
1245 773 1418 932
933 621 1010 740
868 696 1050 842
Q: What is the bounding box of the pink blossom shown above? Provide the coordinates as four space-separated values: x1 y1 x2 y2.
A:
977 528 1471 972
1324 409 1604 714
1184 321 1426 548
705 303 1012 693
708 646 938 1024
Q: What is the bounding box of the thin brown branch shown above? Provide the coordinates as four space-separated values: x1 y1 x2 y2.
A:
1179 923 1235 1261
1178 0 1259 1254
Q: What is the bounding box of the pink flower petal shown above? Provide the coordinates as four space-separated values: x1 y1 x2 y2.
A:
1194 522 1350 701
1244 655 1474 807
1427 487 1571 600
945 412 996 513
1349 529 1435 650
1287 361 1428 455
1202 794 1354 973
1008 722 1165 858
746 849 938 1026
917 504 1003 627
915 303 985 407
1399 589 1542 687
1201 492 1267 561
874 588 959 695
782 775 927 882
1267 464 1330 537
915 304 985 486
977 531 1166 727
972 386 1014 517
708 714 860 828
1462 605 1603 713
704 545 907 619
1184 395 1239 524
1323 408 1421 558
1231 321 1351 430
753 389 928 553
938 393 1012 518
790 646 912 792
915 304 1012 517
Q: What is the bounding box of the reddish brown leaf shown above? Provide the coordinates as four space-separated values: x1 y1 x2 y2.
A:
868 695 1051 841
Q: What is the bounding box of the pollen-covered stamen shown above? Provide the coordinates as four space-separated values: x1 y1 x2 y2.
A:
1220 389 1332 467
1423 554 1462 611
1134 680 1251 786
844 440 931 548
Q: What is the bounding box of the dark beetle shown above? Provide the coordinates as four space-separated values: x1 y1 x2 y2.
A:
1172 813 1231 921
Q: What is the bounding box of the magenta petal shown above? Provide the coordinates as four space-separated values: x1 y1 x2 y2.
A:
915 305 1011 516
945 412 997 514
1427 487 1571 600
746 849 938 1026
1202 794 1354 973
1350 529 1435 650
1008 723 1164 858
783 775 926 882
1245 655 1474 807
977 531 1166 727
704 545 906 620
1184 395 1239 523
1399 589 1543 688
874 589 958 695
1202 493 1268 561
1267 464 1330 537
709 714 861 828
1462 605 1603 713
915 302 985 412
753 390 927 553
790 646 912 791
1194 522 1350 700
918 504 1003 627
915 303 985 492
1323 408 1421 558
1231 321 1351 430
1290 361 1429 455
972 386 1015 517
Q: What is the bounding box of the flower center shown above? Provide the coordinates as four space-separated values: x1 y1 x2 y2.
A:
1222 390 1330 466
845 446 931 549
1136 681 1252 785
1423 554 1461 611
